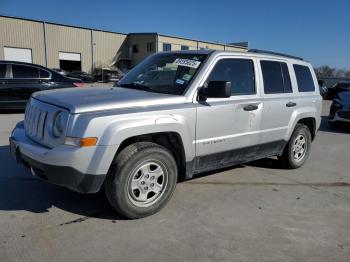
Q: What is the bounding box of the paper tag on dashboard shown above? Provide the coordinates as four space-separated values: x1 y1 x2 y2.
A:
173 58 201 69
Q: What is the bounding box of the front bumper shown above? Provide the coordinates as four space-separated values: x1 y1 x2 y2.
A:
9 121 116 193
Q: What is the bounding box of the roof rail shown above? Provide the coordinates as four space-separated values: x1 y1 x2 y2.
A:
248 49 303 61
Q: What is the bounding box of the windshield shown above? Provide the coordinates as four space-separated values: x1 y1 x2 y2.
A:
118 53 207 95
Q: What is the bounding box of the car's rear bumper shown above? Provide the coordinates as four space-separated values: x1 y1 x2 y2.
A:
9 122 115 193
329 111 350 123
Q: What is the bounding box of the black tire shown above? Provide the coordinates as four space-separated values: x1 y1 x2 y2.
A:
278 123 312 169
104 142 178 219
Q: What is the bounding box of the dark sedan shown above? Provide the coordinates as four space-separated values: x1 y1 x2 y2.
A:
326 81 350 100
329 91 350 125
67 70 95 83
0 61 84 109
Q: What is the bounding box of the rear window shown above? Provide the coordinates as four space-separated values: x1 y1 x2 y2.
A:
12 65 39 78
0 64 6 78
293 64 315 92
261 61 292 94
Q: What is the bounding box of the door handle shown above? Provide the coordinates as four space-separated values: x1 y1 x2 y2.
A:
286 101 297 107
243 104 259 111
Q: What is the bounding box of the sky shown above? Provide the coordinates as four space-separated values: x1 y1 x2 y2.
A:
1 0 349 69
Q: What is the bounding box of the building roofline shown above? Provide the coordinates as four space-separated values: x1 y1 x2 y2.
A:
1 14 247 50
0 14 128 36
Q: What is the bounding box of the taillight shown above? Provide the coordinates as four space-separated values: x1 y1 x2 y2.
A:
73 83 85 88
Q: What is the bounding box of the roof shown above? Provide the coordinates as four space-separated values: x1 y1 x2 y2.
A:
0 14 127 36
0 60 50 69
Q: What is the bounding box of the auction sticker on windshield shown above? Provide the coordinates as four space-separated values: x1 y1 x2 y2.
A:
173 58 201 69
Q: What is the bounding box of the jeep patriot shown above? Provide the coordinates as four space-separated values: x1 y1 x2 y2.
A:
10 50 322 218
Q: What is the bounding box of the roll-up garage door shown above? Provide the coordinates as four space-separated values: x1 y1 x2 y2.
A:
59 52 81 71
4 47 32 63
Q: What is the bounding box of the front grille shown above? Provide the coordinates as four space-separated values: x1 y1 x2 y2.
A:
24 103 48 140
338 110 350 119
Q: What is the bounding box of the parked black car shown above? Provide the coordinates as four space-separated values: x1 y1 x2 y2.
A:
0 61 84 109
328 91 350 125
326 81 350 100
67 70 95 83
51 68 68 76
94 68 124 83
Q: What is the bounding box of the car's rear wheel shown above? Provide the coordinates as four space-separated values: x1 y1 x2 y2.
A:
278 123 312 169
104 142 178 219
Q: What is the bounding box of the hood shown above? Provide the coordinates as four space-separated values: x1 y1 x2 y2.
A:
32 87 186 113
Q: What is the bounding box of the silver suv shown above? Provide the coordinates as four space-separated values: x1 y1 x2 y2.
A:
10 50 322 218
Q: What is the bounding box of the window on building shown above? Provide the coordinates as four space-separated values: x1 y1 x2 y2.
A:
147 43 154 52
163 43 171 51
12 65 39 78
261 60 292 94
181 45 189 51
0 64 6 78
293 64 315 92
132 45 139 53
206 59 255 96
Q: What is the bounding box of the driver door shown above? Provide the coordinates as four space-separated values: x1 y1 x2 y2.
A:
195 56 263 172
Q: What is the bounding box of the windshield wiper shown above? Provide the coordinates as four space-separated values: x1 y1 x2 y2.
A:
118 82 150 91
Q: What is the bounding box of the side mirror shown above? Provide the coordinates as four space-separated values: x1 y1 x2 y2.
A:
198 81 231 99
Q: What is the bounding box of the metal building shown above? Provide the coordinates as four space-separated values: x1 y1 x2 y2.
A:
0 15 247 73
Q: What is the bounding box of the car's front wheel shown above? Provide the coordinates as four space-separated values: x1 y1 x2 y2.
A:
278 123 312 169
104 142 178 219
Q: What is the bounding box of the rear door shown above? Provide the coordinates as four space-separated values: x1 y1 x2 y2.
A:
5 64 51 108
0 63 12 107
258 59 296 153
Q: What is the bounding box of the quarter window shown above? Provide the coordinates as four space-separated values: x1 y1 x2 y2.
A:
0 64 6 78
163 43 171 51
40 69 50 78
12 65 39 78
206 59 255 96
293 64 315 92
261 61 292 94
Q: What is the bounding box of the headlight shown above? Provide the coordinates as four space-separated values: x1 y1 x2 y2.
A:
52 111 68 138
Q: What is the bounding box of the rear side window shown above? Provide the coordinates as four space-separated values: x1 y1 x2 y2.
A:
261 61 292 94
39 69 50 78
207 59 255 96
293 64 315 92
0 64 6 78
12 65 39 78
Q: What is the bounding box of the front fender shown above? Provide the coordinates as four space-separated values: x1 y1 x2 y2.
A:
99 113 195 161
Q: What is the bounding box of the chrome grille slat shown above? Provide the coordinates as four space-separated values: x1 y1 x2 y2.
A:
24 102 48 141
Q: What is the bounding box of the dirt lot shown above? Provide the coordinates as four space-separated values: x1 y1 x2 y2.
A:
0 100 349 262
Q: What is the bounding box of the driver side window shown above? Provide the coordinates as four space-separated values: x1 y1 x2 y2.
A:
206 59 256 96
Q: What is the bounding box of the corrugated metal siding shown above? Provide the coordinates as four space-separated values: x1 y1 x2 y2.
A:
128 34 157 67
45 24 92 72
198 41 225 50
92 31 127 68
0 17 46 65
158 36 198 51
